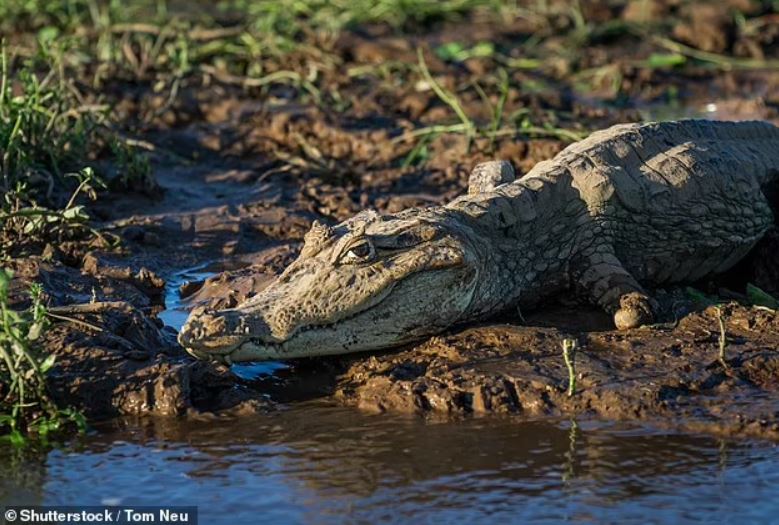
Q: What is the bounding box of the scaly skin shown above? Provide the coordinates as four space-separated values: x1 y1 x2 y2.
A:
179 119 779 363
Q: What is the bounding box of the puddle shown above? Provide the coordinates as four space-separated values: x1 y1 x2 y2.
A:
160 264 288 380
158 263 215 332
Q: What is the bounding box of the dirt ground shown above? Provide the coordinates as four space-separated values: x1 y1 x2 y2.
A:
6 1 779 439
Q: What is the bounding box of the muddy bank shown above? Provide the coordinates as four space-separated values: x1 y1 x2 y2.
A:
333 304 779 440
7 255 270 419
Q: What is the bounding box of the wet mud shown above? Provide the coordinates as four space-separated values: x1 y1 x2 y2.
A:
334 305 779 440
6 1 779 439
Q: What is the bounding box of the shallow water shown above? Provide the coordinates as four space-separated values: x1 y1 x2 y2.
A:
2 407 779 524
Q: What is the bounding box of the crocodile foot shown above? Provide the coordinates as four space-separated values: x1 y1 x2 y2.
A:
613 292 657 330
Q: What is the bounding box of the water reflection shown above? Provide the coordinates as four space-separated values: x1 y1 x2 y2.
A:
2 403 778 524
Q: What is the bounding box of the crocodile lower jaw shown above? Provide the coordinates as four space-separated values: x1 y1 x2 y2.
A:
185 335 320 364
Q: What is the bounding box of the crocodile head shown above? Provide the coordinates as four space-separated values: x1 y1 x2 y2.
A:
178 210 481 362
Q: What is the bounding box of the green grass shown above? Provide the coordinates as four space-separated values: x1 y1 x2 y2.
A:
0 44 107 202
0 44 116 253
0 269 86 445
1 0 509 79
0 42 145 254
0 0 93 32
234 0 508 37
3 0 774 121
5 0 776 81
393 47 587 154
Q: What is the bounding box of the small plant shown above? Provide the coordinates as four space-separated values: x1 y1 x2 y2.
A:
0 167 112 256
714 306 728 370
0 269 85 444
562 338 578 397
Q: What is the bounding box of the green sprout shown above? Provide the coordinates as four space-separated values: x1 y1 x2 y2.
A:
562 338 578 397
714 306 728 370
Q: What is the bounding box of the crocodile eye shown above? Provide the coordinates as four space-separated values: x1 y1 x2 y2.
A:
342 240 375 263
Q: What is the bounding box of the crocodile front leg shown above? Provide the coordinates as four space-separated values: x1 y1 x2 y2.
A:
576 251 657 329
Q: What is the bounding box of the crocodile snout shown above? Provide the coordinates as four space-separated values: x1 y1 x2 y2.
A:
178 306 249 356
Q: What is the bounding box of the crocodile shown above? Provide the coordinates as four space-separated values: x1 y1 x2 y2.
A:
178 119 779 363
